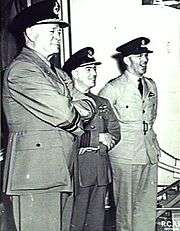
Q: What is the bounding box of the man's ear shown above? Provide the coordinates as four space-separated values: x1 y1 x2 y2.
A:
123 56 130 66
25 27 37 42
71 69 79 79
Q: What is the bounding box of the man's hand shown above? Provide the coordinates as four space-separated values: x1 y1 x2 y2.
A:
79 146 100 155
0 149 4 162
72 127 84 137
99 133 116 150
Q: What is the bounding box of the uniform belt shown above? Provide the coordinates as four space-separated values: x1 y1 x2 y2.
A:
120 121 152 134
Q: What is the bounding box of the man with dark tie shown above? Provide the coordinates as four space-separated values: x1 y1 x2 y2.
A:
99 37 160 231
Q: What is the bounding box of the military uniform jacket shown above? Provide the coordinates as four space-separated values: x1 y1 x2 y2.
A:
75 93 120 188
2 47 95 195
99 70 160 165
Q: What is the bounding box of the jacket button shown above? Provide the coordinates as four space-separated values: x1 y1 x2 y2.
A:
90 125 95 129
126 105 129 108
143 110 145 113
36 143 41 147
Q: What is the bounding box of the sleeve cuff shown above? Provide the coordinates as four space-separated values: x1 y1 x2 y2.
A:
58 110 80 133
81 98 96 115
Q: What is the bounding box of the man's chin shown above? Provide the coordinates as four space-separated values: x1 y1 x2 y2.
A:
47 51 60 59
50 46 60 54
140 68 146 75
91 81 96 87
52 49 60 54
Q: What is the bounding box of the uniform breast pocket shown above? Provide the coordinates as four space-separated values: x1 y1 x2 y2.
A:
115 102 142 122
146 96 156 118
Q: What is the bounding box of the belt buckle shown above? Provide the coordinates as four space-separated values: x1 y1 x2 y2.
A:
143 121 148 135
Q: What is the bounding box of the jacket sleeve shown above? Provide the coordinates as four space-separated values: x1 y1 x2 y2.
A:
104 99 121 144
7 61 83 136
99 84 121 144
99 83 117 108
150 78 158 123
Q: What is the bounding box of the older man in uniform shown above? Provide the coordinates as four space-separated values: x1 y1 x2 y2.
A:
63 47 120 231
2 1 96 231
99 37 160 231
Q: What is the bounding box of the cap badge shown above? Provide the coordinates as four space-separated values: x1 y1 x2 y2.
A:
141 39 146 47
87 49 93 58
53 1 61 17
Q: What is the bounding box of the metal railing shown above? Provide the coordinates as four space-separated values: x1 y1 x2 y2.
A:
156 148 180 217
158 148 180 175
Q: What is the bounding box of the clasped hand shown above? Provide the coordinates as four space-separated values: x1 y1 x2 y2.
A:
99 133 116 150
0 149 4 162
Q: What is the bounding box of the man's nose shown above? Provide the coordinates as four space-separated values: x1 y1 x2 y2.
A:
92 68 97 76
141 55 148 63
54 30 61 40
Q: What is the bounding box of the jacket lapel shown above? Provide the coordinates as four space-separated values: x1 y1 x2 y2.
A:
142 77 149 99
143 78 155 103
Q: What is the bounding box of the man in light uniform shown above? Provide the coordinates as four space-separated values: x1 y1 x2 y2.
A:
2 1 96 231
99 37 160 231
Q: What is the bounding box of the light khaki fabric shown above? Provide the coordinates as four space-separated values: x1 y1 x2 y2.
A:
99 71 160 165
112 163 157 231
99 70 160 231
13 192 73 231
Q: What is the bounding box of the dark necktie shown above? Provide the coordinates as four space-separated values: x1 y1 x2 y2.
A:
138 78 143 97
50 63 57 75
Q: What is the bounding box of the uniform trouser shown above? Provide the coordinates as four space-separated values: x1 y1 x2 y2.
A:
12 192 73 231
70 185 107 231
111 162 158 231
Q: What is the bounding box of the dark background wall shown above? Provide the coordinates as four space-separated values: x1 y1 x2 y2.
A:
0 0 46 70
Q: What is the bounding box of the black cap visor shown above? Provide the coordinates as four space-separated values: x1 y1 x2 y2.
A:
79 61 102 67
36 19 69 28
